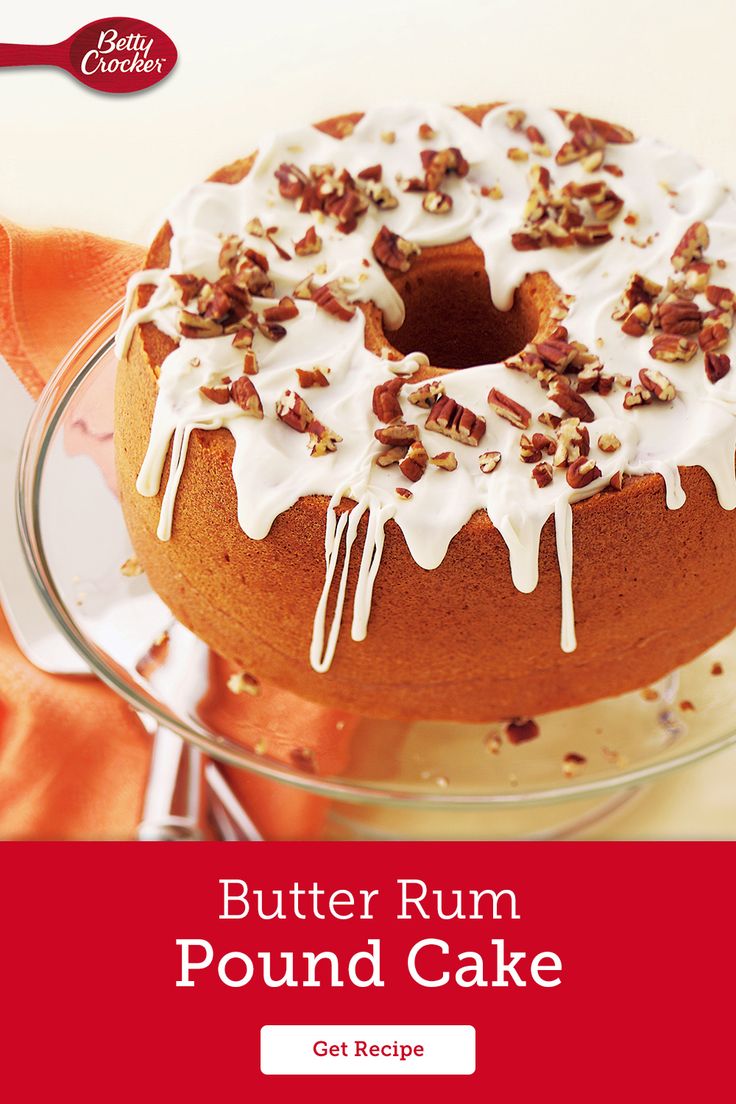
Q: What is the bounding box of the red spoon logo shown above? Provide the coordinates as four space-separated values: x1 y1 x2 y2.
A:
0 17 178 94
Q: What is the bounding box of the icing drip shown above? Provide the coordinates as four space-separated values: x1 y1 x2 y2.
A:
116 102 736 671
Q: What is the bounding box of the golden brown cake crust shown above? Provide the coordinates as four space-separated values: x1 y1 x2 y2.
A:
115 106 736 722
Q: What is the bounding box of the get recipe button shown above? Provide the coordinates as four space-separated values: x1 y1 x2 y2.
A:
260 1025 475 1075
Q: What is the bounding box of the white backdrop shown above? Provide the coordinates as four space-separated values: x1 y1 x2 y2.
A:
1 0 735 836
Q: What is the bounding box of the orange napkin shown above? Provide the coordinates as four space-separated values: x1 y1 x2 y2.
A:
0 217 353 840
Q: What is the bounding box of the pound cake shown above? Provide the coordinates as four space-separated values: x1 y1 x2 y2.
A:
114 102 736 722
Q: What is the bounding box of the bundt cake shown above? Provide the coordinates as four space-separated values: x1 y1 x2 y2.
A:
114 102 736 722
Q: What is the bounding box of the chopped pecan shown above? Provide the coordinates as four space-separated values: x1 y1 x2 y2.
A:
408 380 445 407
245 217 265 237
566 456 601 489
426 395 486 446
505 109 526 131
361 178 398 209
699 321 731 353
532 461 553 488
549 380 595 422
572 223 613 246
312 281 356 322
705 351 731 383
608 471 624 491
395 487 413 500
671 221 709 271
421 147 469 190
373 378 404 422
705 285 736 310
621 303 652 337
229 376 263 418
598 433 621 453
535 337 578 371
307 419 342 456
296 367 329 388
526 125 550 157
479 450 502 474
623 385 653 410
554 418 589 467
372 226 421 272
376 446 406 467
263 296 299 323
422 190 453 214
276 390 313 432
639 367 676 402
507 147 529 162
649 333 698 362
275 162 308 199
294 225 322 256
242 349 259 376
170 273 204 304
357 164 382 181
399 441 429 482
430 451 458 471
374 422 420 447
179 311 223 339
199 385 229 404
487 387 531 430
685 262 711 292
258 320 287 342
232 326 254 350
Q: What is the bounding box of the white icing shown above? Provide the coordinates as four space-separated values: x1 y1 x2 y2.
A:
115 102 736 671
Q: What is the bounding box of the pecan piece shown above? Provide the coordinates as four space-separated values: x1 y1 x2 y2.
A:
275 162 308 199
422 190 453 214
199 385 229 405
639 367 676 402
399 441 429 483
229 376 263 419
623 385 653 410
372 226 421 272
395 487 413 500
408 380 445 408
373 378 404 422
479 450 502 474
312 281 356 322
232 325 254 350
549 381 595 422
276 390 313 432
296 367 329 388
649 333 698 362
242 349 259 376
430 451 458 471
170 273 205 304
294 226 323 256
532 461 553 488
566 456 601 489
671 221 709 271
263 296 299 323
178 311 223 339
376 446 406 468
307 419 342 456
705 285 736 310
374 422 420 447
426 395 486 446
699 320 731 354
598 433 621 453
487 387 531 430
705 351 731 383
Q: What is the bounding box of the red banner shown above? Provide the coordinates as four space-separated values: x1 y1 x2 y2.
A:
1 842 731 1100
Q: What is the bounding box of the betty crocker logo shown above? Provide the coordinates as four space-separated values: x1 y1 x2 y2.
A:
0 17 177 93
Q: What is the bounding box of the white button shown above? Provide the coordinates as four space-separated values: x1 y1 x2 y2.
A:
260 1025 475 1075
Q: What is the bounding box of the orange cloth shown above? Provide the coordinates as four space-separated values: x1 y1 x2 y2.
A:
0 218 350 840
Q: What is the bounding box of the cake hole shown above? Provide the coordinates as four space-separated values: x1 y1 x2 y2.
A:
386 257 539 369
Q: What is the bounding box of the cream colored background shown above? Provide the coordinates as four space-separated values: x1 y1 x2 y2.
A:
1 0 735 836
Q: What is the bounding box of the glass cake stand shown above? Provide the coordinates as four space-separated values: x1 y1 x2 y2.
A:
15 303 736 839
